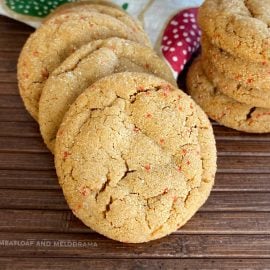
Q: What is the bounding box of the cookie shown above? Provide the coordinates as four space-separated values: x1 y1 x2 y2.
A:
54 72 216 243
44 2 149 43
201 35 270 91
201 55 270 108
198 0 270 63
39 38 175 153
187 58 270 133
17 11 151 120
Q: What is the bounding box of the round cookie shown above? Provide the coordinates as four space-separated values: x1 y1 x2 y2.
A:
187 58 270 133
39 38 175 153
55 72 216 243
17 11 151 120
201 35 270 91
44 2 149 43
198 0 270 63
201 55 270 109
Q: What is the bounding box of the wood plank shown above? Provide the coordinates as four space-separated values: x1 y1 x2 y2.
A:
0 51 19 72
0 136 48 153
0 15 33 33
0 95 23 108
0 34 30 52
0 108 33 122
0 122 39 137
0 232 269 258
1 258 270 270
0 169 58 189
0 82 19 95
0 189 269 212
0 209 269 235
0 152 54 170
0 170 269 191
0 71 17 82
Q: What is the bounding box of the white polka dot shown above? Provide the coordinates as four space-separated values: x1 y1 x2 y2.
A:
167 40 172 45
183 50 187 55
198 30 202 35
197 37 201 42
170 20 178 26
170 47 175 52
183 13 189 17
183 32 188 37
190 13 195 17
162 46 169 51
190 18 196 23
34 6 39 10
174 34 179 39
24 10 29 13
184 59 187 64
186 37 191 43
172 56 178 62
192 24 197 29
18 5 23 8
193 41 197 46
188 46 191 52
38 12 43 15
183 19 189 23
172 29 178 34
180 65 184 70
177 41 183 46
190 30 195 36
163 36 168 41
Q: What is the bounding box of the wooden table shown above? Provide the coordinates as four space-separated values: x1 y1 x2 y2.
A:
0 15 270 269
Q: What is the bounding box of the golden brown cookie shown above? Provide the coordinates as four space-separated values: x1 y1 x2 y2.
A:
43 1 148 43
39 38 175 153
201 55 270 108
17 11 151 120
198 0 270 63
55 72 216 243
201 35 270 91
187 58 270 133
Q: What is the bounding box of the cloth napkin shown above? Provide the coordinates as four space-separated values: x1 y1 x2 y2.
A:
0 0 203 77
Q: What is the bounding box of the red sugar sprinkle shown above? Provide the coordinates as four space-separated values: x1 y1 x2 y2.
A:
182 149 187 155
63 151 71 159
33 51 39 56
80 186 90 197
177 166 182 172
133 127 140 133
144 164 151 171
137 85 145 91
160 138 165 144
146 113 152 118
187 160 191 165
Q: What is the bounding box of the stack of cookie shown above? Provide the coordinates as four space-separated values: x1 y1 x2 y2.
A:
187 0 270 133
17 1 216 243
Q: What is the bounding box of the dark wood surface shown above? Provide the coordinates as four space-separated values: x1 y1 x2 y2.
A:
0 15 270 270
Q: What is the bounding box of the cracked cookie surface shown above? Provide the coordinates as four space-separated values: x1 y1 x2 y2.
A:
187 58 270 133
55 72 216 243
199 0 270 63
18 11 151 120
202 55 270 109
201 35 270 93
39 38 175 153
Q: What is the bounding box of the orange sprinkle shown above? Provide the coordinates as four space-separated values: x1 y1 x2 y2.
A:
133 127 140 133
160 138 165 144
80 186 90 197
63 151 71 160
146 113 152 118
137 85 145 91
187 160 191 165
177 166 182 172
144 164 151 172
182 149 187 155
33 51 39 56
178 106 182 111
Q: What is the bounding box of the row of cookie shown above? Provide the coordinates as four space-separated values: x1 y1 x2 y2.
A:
17 1 217 243
187 0 270 133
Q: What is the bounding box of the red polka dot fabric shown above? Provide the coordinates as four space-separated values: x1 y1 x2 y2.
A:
161 8 201 75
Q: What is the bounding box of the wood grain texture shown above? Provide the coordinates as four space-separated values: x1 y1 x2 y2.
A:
0 14 270 269
1 258 270 270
